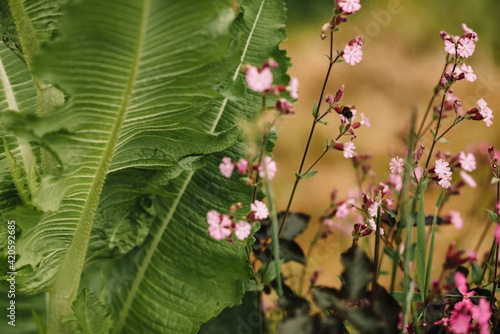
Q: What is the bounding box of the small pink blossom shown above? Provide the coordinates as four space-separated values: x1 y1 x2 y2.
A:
459 152 476 172
207 210 221 226
219 157 234 178
368 202 378 217
460 171 477 188
479 104 494 127
342 36 363 65
389 173 403 192
236 159 249 174
360 113 371 127
459 64 476 82
208 214 232 240
337 0 361 14
457 37 476 58
455 271 475 299
335 202 349 219
438 177 452 189
289 77 299 99
462 24 478 42
234 221 252 240
435 159 452 188
323 218 340 229
449 210 463 229
390 156 404 174
450 301 473 333
368 218 384 235
258 156 277 180
444 36 458 55
245 66 273 92
343 141 356 158
251 200 269 220
471 298 491 333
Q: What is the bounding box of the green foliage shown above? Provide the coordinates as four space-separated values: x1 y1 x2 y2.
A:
0 0 291 332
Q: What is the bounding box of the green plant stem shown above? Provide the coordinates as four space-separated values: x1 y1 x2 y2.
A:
277 31 339 237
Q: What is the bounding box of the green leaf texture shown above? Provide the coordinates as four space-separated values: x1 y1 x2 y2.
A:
1 0 290 332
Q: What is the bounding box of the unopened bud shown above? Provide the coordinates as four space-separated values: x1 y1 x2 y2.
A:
321 22 331 40
488 146 495 160
263 59 278 69
333 143 344 151
325 94 334 104
334 84 345 103
361 229 373 237
453 99 463 116
471 113 484 121
334 106 342 114
467 107 478 114
440 30 450 40
414 145 425 163
351 122 361 129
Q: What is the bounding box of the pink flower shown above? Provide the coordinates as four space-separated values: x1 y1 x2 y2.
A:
342 36 363 65
219 157 234 178
275 98 295 114
460 64 476 82
459 152 476 172
245 66 273 92
258 156 277 180
462 23 478 42
479 102 494 127
457 37 475 58
343 141 356 158
236 158 249 174
208 214 232 240
455 271 475 299
435 158 452 188
289 77 299 99
323 218 340 228
449 210 463 229
389 156 405 174
460 171 477 188
234 221 252 240
337 0 361 14
368 218 384 235
444 36 458 55
207 210 221 226
335 202 350 219
471 298 491 333
450 301 472 333
390 173 402 192
360 113 371 127
251 200 269 220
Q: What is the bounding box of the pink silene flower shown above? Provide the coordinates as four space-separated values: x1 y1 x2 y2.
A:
449 210 463 229
450 301 473 334
479 105 494 127
245 66 273 92
457 37 476 58
337 0 361 14
459 152 476 172
462 23 478 42
435 158 451 178
471 298 491 333
208 214 232 240
438 176 452 189
390 156 405 174
368 202 378 217
289 77 299 99
335 202 350 219
494 224 500 245
236 158 249 174
342 37 363 65
251 200 269 220
460 171 477 188
455 271 475 299
207 210 221 226
219 157 234 178
343 141 356 158
360 113 371 127
234 221 252 240
323 218 340 229
460 64 477 82
258 156 277 180
389 173 403 192
444 36 458 55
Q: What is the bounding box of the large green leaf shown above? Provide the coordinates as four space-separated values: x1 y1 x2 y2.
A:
1 0 290 332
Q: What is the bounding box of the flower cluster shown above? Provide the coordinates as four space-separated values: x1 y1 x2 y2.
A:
422 151 477 190
324 86 370 159
320 0 361 39
435 272 491 333
207 200 269 242
441 24 478 59
244 59 298 114
219 156 277 181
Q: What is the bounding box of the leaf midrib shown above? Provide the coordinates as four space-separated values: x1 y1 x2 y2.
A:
50 0 150 306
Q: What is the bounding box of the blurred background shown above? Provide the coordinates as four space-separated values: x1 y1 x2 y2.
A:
273 0 500 292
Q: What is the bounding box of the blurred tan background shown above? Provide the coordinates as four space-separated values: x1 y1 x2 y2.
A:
273 0 500 292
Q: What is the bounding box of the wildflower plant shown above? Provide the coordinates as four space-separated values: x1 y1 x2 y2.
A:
0 0 498 334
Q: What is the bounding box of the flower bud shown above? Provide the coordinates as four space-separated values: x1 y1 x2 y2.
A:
488 146 495 160
453 99 463 116
467 107 479 114
471 113 484 121
414 145 425 163
275 98 294 114
334 106 342 114
321 22 331 40
263 59 278 69
333 143 344 151
334 84 345 103
351 121 361 129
